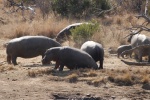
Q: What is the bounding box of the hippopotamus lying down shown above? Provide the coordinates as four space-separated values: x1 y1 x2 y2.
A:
42 46 98 71
5 36 61 65
81 41 104 69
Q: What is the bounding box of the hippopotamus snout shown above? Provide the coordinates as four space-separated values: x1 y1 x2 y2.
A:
42 56 50 65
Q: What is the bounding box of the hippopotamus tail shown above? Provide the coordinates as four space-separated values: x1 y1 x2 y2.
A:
3 43 8 48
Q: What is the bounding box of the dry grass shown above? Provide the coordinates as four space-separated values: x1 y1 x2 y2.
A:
0 66 5 72
107 68 150 86
66 73 78 83
28 68 53 77
0 65 16 72
108 72 133 86
4 17 70 39
27 67 150 86
83 70 97 77
140 75 150 84
48 76 64 81
87 77 106 87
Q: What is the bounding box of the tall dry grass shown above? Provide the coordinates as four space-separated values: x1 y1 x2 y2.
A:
3 16 71 39
0 0 148 49
107 68 150 86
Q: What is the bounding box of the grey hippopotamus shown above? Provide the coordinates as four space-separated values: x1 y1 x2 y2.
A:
55 23 89 43
80 41 104 69
127 33 150 62
42 46 98 71
5 36 61 65
117 44 132 58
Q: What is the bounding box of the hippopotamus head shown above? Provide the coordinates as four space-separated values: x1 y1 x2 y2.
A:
127 35 133 43
55 29 71 43
42 47 60 64
55 23 83 43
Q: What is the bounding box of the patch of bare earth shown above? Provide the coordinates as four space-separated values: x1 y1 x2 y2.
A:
0 38 149 100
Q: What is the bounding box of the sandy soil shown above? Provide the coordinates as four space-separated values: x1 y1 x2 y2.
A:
0 38 150 100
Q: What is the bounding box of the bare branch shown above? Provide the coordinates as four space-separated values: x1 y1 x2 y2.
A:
94 1 120 16
135 14 150 25
3 0 36 20
121 59 150 66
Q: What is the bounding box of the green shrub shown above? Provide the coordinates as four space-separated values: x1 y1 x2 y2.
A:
51 0 111 18
92 0 110 10
71 20 100 45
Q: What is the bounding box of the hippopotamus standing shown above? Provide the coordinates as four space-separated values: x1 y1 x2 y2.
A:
42 46 98 71
5 36 61 65
80 41 104 69
117 44 132 58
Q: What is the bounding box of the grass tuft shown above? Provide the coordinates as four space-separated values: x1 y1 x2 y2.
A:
140 75 150 84
87 77 106 87
66 73 78 83
83 70 97 77
28 68 53 77
108 72 133 86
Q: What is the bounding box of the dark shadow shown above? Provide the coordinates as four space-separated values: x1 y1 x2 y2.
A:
22 63 55 68
52 93 101 100
142 83 150 90
51 69 73 77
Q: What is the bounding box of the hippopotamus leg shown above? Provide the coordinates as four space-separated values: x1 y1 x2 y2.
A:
59 64 64 71
148 56 150 62
7 55 11 64
99 60 103 69
54 61 60 70
12 56 17 65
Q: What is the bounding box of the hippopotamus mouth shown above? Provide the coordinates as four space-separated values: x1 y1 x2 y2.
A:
42 58 50 65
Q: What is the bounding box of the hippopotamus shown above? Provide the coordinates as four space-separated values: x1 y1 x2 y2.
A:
117 44 132 58
80 41 104 69
55 23 89 43
5 36 61 65
42 46 98 71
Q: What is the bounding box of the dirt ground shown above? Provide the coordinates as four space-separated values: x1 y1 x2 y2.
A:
0 38 150 100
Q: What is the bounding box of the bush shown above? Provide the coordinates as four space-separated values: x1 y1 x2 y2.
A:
92 0 110 10
71 20 100 46
51 0 111 18
52 0 90 18
9 0 111 19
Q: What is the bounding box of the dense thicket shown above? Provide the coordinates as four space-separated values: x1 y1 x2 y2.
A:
12 0 146 18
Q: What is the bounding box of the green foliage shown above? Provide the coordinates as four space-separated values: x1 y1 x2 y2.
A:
51 0 110 18
71 20 100 45
13 0 111 18
92 0 110 10
52 0 90 18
